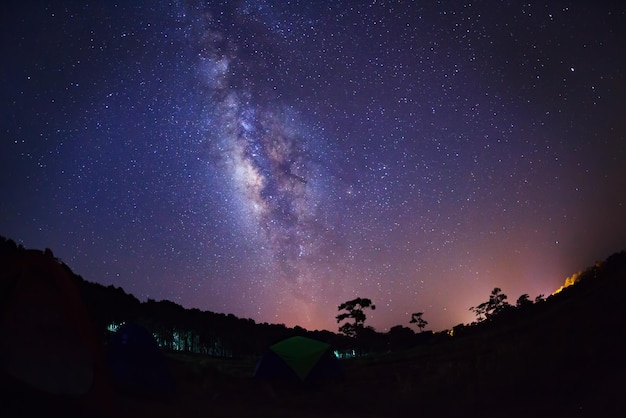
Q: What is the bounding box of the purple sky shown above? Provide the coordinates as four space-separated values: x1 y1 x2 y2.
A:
2 1 625 332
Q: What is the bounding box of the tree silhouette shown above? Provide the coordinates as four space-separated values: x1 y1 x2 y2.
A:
387 325 415 351
470 287 511 322
336 297 376 337
409 312 428 332
516 293 532 308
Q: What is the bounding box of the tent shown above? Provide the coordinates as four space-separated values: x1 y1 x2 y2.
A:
254 336 343 384
106 322 176 396
0 249 112 416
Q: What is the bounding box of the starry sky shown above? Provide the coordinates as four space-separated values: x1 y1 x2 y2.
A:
2 1 625 333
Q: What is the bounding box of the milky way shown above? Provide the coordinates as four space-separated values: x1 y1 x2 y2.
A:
185 3 346 325
1 1 625 332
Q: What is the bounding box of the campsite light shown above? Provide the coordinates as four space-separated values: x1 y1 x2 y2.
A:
173 330 181 351
107 321 125 332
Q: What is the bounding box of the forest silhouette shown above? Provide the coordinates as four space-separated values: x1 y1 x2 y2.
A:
1 234 624 417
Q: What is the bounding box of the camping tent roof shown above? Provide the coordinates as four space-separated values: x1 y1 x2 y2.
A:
0 249 114 416
107 322 176 396
0 250 107 396
254 335 343 384
269 336 331 381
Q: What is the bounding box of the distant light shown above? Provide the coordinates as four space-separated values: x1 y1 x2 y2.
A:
107 321 125 332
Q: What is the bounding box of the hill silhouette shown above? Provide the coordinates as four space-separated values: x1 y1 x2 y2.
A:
1 234 624 417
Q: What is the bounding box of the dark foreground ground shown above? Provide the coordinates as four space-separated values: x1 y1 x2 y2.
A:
130 345 624 418
3 323 624 418
3 252 626 417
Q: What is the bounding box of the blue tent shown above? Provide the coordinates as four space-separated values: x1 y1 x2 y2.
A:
106 323 175 396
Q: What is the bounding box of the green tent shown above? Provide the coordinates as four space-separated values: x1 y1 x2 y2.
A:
254 336 343 383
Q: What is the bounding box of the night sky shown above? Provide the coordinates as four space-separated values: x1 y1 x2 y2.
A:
2 1 625 333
